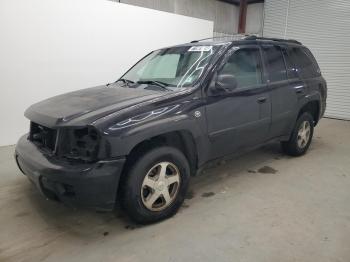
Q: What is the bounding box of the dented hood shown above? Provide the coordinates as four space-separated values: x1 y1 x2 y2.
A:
25 85 165 128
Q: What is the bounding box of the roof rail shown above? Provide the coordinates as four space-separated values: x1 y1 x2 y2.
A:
190 35 302 45
244 35 302 45
190 34 251 43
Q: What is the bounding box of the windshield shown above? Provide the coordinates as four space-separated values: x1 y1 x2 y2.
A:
121 45 219 88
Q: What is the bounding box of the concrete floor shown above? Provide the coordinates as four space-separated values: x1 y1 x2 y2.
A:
0 118 350 262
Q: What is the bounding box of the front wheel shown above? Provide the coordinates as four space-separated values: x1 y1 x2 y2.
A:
281 112 314 156
121 146 190 224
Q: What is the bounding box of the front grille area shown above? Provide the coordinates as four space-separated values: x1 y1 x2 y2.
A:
29 122 57 152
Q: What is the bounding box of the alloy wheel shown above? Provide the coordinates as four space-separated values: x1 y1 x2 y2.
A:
297 120 311 148
141 162 181 211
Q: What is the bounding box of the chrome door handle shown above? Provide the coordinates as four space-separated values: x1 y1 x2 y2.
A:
295 85 305 94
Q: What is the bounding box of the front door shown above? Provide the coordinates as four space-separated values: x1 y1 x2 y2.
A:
205 46 271 159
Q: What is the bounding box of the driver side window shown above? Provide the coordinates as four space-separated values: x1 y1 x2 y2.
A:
220 48 262 89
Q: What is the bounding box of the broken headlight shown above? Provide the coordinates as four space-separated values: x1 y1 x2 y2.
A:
58 126 100 162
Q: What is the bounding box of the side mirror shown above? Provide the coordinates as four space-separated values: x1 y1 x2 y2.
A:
214 73 238 94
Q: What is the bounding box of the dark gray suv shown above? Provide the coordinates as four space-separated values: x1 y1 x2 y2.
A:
15 35 327 223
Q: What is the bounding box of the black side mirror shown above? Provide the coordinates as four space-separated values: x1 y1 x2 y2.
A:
214 73 238 93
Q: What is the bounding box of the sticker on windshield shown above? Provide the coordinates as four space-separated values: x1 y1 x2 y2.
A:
188 46 212 52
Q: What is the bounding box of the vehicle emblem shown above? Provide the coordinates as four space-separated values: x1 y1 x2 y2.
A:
194 111 201 118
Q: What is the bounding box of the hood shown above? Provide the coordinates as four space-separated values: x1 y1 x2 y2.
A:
25 85 166 128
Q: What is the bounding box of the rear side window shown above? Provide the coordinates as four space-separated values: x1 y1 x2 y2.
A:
262 45 288 82
288 47 320 79
302 48 321 74
282 48 298 79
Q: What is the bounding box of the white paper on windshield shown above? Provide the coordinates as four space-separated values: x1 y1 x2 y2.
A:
188 46 212 52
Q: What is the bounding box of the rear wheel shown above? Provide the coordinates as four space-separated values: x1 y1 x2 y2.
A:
281 112 314 156
121 146 190 224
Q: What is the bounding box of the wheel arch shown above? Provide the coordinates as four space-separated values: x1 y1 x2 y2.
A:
121 130 199 178
298 99 321 126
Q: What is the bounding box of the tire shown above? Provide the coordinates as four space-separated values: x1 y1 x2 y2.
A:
121 146 190 224
281 112 314 156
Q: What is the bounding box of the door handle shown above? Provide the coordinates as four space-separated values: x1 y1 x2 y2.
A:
257 97 267 103
295 85 305 94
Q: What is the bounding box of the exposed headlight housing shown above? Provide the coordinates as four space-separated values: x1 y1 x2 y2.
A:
58 126 101 162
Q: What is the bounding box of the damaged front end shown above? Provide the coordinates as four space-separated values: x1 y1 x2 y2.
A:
16 122 125 210
29 122 101 163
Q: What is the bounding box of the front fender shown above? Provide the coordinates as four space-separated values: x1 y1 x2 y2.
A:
98 105 209 166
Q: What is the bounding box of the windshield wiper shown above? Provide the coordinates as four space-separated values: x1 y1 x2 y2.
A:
137 80 172 91
116 78 135 86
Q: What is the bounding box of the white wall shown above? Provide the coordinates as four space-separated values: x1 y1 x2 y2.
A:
0 0 213 146
119 0 239 35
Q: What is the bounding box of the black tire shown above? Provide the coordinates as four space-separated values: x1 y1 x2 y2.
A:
281 112 314 156
121 146 190 224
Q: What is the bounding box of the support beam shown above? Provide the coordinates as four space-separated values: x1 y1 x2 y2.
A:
238 0 248 33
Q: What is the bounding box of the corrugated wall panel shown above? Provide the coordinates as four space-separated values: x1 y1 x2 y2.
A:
246 3 264 35
263 0 350 120
174 0 215 22
263 0 289 37
213 0 239 34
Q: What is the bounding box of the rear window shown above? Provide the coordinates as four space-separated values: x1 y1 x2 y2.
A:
287 47 320 79
262 45 288 82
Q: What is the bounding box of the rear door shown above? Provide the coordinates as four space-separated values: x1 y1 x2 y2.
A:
262 44 299 138
287 46 326 115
